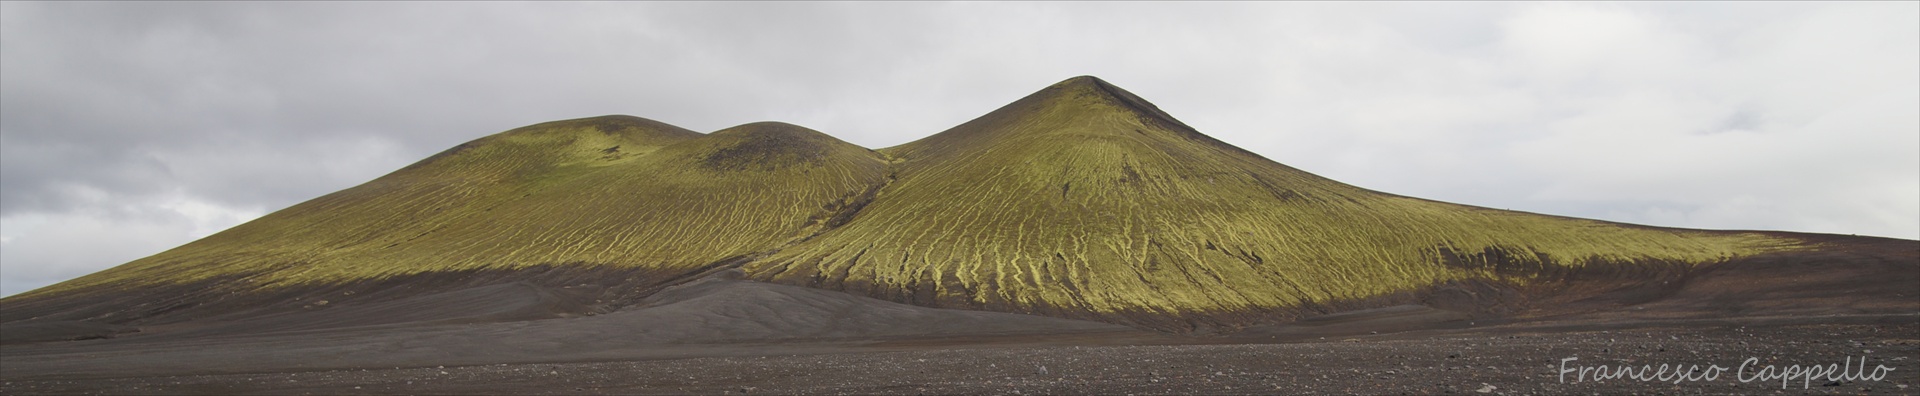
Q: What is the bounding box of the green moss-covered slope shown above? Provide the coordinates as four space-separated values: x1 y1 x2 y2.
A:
22 116 889 297
740 76 1789 321
7 76 1803 329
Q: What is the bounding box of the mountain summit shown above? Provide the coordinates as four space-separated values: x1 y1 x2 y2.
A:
741 76 1799 327
3 76 1911 335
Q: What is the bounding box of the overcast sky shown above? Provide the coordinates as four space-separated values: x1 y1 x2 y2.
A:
2 2 1915 297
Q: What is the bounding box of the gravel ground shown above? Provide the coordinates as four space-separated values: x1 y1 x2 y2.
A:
5 322 1914 395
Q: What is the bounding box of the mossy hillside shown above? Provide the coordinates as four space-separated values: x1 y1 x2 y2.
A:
303 121 888 280
20 117 888 298
10 77 1798 327
743 76 1792 318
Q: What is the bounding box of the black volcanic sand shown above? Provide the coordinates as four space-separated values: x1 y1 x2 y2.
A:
2 319 1915 395
3 237 1914 394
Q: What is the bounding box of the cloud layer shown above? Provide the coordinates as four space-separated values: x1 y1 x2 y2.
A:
3 2 1915 296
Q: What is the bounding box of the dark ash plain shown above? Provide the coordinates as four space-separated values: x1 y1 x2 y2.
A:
3 319 1915 395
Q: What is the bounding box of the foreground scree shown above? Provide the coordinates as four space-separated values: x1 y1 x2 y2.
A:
2 76 1915 394
4 321 1915 394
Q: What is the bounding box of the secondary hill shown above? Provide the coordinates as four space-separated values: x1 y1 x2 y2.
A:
2 117 889 325
1 76 1910 336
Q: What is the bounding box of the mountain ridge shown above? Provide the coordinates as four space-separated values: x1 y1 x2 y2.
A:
2 76 1907 335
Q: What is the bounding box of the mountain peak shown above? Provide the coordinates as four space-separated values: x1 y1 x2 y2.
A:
884 76 1233 160
1049 75 1109 89
692 121 874 172
390 115 699 176
1074 76 1196 132
1035 76 1180 123
709 121 828 139
502 115 700 142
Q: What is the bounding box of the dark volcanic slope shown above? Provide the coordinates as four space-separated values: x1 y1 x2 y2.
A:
1 271 1134 377
2 76 1913 340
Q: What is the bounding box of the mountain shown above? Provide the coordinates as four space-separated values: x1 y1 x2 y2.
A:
2 76 1911 337
738 76 1819 328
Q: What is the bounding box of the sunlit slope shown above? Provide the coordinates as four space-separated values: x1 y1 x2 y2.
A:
744 76 1791 321
10 76 1808 331
21 117 889 298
